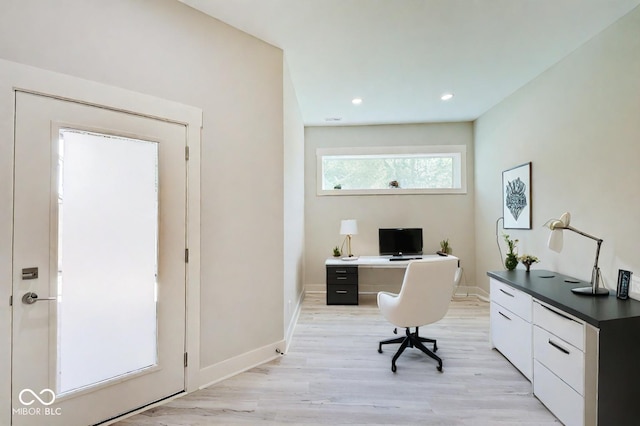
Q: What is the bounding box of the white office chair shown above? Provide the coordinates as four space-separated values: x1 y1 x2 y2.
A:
377 257 458 372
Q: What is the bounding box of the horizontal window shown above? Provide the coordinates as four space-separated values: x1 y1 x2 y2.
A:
317 145 467 195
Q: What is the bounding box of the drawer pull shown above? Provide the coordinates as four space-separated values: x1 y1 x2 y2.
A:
548 339 570 355
499 289 515 298
335 290 348 294
335 270 347 273
336 277 347 280
498 311 511 321
541 304 575 323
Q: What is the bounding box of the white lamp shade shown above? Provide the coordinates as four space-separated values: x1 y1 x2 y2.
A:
559 212 571 227
340 219 358 235
548 229 564 252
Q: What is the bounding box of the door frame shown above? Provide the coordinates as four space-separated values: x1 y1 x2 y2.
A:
0 59 202 425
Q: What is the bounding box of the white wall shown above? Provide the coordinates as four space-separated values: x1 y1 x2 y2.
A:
305 123 475 293
283 58 305 343
0 0 295 400
474 6 640 294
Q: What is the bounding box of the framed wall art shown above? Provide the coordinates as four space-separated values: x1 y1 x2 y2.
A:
503 162 532 229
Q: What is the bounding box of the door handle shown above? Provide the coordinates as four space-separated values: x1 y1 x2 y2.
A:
22 292 56 305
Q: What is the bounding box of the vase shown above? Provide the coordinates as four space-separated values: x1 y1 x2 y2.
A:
525 264 531 272
505 254 518 271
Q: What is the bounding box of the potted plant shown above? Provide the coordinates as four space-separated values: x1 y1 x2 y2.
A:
503 233 519 271
332 246 341 257
439 239 451 255
518 254 539 272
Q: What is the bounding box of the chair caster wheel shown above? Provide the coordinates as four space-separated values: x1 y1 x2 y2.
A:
378 348 383 354
391 364 397 372
433 345 438 353
437 365 443 372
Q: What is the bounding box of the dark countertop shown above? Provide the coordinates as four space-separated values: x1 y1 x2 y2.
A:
487 269 640 328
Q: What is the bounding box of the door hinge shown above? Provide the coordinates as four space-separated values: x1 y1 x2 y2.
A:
185 146 190 161
184 352 188 367
185 248 189 263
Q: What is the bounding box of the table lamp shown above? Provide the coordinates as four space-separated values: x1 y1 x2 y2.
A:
340 219 358 260
544 212 608 296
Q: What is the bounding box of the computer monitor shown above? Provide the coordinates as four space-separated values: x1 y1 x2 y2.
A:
378 228 423 256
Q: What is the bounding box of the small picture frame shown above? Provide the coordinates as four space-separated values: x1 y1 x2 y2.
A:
616 269 632 300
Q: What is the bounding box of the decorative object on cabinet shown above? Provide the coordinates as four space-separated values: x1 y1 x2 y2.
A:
439 238 451 255
502 162 532 229
332 246 341 257
503 233 519 271
617 269 632 300
544 212 608 296
518 254 539 272
339 219 358 260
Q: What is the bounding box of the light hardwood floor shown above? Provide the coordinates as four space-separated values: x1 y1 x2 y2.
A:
115 293 560 425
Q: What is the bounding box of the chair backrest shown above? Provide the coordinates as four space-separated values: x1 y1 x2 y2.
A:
394 257 458 327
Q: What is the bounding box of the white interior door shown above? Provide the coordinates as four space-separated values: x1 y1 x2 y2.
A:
12 91 187 425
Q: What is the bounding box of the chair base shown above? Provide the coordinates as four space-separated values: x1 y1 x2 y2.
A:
378 327 442 372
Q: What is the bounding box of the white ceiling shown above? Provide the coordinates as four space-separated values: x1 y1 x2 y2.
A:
179 0 640 126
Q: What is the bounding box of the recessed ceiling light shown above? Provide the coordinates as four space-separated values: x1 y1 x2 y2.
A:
352 98 363 105
440 93 454 101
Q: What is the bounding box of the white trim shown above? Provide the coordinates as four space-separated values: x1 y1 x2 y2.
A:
0 58 202 425
101 391 187 425
284 289 305 352
304 284 488 301
198 341 286 390
454 285 490 302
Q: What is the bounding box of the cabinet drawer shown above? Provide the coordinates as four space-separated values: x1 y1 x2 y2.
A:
327 266 358 285
490 278 532 322
534 325 584 395
534 360 584 426
326 284 358 305
533 301 584 351
490 302 532 380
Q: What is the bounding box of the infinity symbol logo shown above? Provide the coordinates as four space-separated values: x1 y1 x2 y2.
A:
18 389 56 406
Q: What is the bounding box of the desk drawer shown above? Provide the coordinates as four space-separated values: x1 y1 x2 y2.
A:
534 325 584 395
490 278 532 322
326 284 358 305
533 301 584 351
490 301 532 380
327 266 358 285
534 360 584 426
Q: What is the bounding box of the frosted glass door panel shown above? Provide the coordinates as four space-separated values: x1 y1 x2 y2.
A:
57 130 159 395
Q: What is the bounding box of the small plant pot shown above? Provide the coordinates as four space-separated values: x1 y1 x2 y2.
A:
505 254 518 271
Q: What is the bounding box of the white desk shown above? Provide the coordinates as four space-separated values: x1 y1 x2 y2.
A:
325 255 457 304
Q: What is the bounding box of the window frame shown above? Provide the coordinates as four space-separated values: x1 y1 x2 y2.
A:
316 145 467 196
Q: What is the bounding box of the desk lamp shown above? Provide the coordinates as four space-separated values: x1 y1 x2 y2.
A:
544 212 608 296
340 219 358 260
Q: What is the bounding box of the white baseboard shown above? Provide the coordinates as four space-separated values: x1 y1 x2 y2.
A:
284 290 304 352
198 340 286 390
306 284 489 302
305 283 325 293
454 285 489 302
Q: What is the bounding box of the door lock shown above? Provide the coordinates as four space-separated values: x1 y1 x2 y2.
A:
22 292 56 305
21 267 38 280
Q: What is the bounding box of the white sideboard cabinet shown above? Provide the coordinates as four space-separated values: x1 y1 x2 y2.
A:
488 270 640 426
